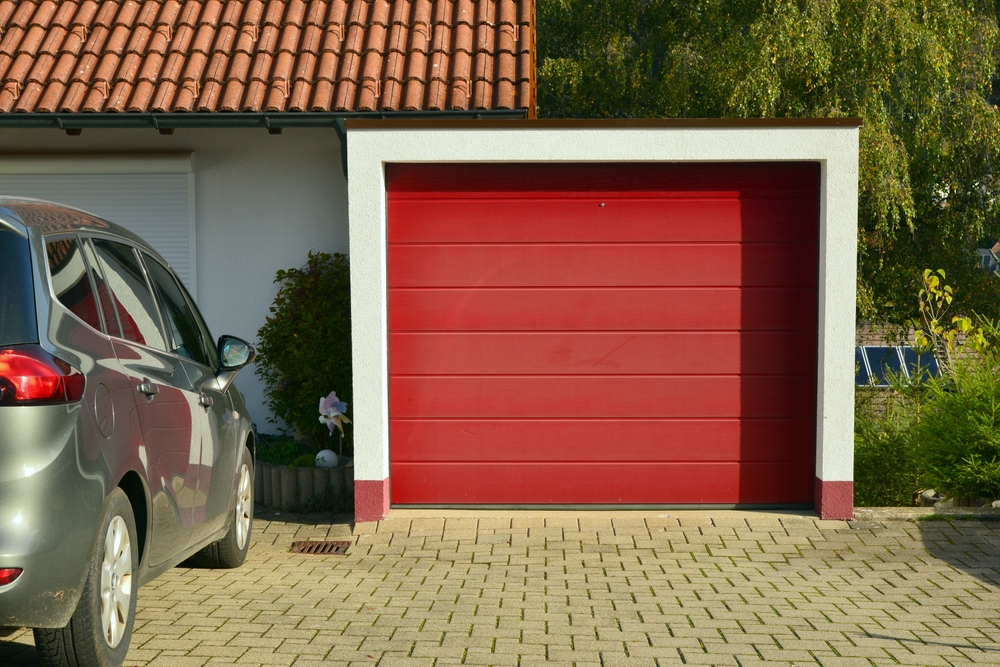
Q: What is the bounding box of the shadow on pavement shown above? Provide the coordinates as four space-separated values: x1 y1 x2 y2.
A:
253 506 354 528
917 517 1000 589
0 632 39 665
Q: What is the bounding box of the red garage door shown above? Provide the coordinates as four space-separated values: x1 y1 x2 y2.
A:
388 163 818 506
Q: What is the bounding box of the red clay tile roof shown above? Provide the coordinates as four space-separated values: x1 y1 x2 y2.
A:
0 0 533 115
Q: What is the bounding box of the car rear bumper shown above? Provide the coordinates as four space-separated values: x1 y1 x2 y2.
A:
0 405 105 628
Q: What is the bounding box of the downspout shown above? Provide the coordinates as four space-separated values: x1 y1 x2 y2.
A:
333 119 349 181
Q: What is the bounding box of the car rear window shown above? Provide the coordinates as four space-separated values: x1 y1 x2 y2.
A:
0 229 38 346
45 237 103 332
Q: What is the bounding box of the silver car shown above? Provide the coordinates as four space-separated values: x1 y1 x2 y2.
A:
0 199 256 667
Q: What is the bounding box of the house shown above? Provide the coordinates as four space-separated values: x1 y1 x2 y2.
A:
0 1 861 523
0 0 533 437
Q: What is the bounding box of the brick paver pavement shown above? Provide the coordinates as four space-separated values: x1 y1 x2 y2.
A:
2 510 999 666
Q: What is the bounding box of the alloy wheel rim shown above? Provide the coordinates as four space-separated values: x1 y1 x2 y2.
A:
235 463 252 550
99 515 132 648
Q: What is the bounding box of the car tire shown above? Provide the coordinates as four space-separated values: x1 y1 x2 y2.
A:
34 488 137 667
192 445 253 568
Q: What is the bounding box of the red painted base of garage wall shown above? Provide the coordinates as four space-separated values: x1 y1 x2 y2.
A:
355 479 390 523
815 478 853 520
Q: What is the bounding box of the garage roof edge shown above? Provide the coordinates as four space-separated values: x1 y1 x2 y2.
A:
345 117 864 130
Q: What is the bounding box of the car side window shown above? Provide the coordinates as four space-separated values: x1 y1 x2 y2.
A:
142 252 211 367
79 238 122 338
91 239 168 352
44 237 103 332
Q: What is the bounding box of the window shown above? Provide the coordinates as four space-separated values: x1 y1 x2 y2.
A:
855 345 940 386
45 237 103 332
0 229 37 346
142 253 211 367
91 239 167 352
79 238 122 338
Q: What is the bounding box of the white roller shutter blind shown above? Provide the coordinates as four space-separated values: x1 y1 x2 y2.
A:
0 156 195 291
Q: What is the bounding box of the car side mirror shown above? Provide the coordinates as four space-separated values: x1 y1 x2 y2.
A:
218 335 256 370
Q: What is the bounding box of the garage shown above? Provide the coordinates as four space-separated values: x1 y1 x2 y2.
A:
387 161 820 506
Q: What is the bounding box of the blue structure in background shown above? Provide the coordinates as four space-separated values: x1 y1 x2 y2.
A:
855 346 940 386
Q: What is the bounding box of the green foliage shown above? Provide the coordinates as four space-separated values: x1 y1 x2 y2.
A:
255 252 352 453
256 436 312 466
537 0 1000 323
915 331 1000 500
913 268 988 373
853 384 923 506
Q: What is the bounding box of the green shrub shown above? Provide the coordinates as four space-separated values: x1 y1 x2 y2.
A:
853 384 924 506
915 355 1000 501
256 252 352 453
256 436 311 466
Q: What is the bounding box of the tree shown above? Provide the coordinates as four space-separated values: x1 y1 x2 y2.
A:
537 0 1000 324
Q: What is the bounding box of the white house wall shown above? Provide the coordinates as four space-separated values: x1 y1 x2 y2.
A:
0 128 348 433
346 121 860 522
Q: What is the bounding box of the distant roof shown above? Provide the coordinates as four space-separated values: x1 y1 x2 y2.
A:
0 0 534 115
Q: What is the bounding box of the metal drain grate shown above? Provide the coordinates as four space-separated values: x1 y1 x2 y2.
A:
290 540 352 555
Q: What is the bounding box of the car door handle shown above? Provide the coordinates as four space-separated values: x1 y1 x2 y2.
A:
199 393 214 409
136 381 159 397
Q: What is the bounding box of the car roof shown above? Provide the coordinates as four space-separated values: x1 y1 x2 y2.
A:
0 196 156 256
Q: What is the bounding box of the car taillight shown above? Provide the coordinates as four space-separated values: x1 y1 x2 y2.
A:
0 568 22 586
0 345 85 404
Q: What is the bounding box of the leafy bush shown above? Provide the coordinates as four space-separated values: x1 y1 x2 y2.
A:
256 436 312 466
256 252 352 453
854 384 923 506
915 351 1000 501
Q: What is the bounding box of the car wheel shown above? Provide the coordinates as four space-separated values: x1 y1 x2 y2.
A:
34 488 137 667
192 445 253 568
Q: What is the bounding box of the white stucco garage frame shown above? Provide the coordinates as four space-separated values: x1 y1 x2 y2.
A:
346 118 861 522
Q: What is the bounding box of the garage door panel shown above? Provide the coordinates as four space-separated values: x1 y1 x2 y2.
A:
389 332 817 375
389 244 817 288
389 287 817 331
390 461 815 505
390 198 818 245
390 376 816 419
387 163 820 199
387 163 818 507
390 419 816 462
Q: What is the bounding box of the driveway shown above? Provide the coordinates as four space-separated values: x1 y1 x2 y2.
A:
2 510 998 666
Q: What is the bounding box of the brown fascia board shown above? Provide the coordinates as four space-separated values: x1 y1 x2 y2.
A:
345 117 864 130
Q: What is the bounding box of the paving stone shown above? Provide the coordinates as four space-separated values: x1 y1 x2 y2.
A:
4 511 1000 666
